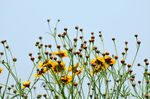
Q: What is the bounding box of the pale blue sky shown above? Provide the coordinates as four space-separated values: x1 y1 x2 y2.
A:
0 0 150 90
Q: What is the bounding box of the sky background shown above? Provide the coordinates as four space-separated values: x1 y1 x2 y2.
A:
0 0 150 96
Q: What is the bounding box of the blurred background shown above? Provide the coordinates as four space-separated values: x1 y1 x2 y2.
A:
0 0 150 95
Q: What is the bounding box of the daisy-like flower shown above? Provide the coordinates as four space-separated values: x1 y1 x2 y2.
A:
60 75 72 85
91 56 106 70
53 50 67 58
34 68 48 78
38 59 53 68
0 68 3 74
104 55 116 66
52 61 66 74
67 63 84 75
90 66 101 75
22 80 31 89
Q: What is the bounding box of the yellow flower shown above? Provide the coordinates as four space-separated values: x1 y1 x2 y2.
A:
104 55 116 66
91 56 105 69
34 68 48 78
0 68 3 73
67 63 83 75
52 61 66 74
60 75 72 85
91 55 116 71
53 50 67 58
90 66 101 75
38 60 53 68
22 80 31 89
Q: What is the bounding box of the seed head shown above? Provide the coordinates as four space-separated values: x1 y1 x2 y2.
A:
79 28 83 32
112 38 115 41
13 58 17 62
73 82 78 86
134 34 138 38
47 19 50 22
75 26 79 30
64 28 68 31
30 57 35 61
137 41 141 44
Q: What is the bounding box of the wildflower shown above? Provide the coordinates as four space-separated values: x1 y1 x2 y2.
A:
22 80 31 89
53 50 67 58
104 55 116 66
67 63 84 75
0 68 3 73
34 68 48 78
90 66 101 75
52 61 66 73
38 59 53 68
91 56 105 69
60 75 72 85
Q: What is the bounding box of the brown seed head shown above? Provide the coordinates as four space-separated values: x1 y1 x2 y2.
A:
84 41 87 44
57 45 61 49
13 90 17 94
1 40 6 44
91 32 94 35
125 41 128 45
11 84 14 87
58 34 61 37
93 46 97 50
64 28 68 31
145 94 149 98
38 56 42 59
54 57 57 61
83 46 87 49
45 51 48 55
134 34 138 38
105 52 109 55
69 48 72 51
43 94 47 97
112 38 115 41
75 26 78 30
79 28 83 32
39 36 42 40
146 62 149 65
115 56 118 60
96 50 100 53
37 94 42 98
132 83 136 87
0 86 2 89
137 41 141 44
0 52 4 56
48 44 52 48
125 47 128 51
138 80 141 84
86 55 89 59
80 36 83 39
50 56 53 60
127 64 131 68
146 80 149 84
144 58 148 62
91 36 95 39
30 57 35 61
74 38 78 42
137 63 141 66
8 87 11 90
47 19 50 22
29 53 32 56
6 45 9 49
13 58 17 62
73 82 78 86
121 59 125 64
122 52 125 55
